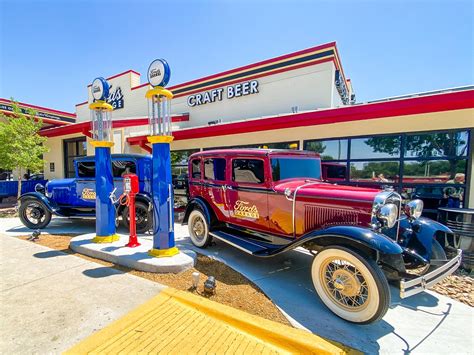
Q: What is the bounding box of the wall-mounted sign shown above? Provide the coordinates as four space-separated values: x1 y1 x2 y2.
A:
187 80 259 107
0 103 76 123
335 70 349 105
147 58 171 87
106 86 124 110
91 77 110 101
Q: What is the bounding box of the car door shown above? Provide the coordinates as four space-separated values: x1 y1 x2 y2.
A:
75 159 97 207
202 157 229 221
224 157 269 232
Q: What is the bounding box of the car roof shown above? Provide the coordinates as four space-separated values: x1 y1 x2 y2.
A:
75 154 151 162
190 148 320 159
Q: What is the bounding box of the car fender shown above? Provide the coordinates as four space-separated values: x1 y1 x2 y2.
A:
18 192 58 213
399 217 453 260
302 225 403 255
182 197 213 226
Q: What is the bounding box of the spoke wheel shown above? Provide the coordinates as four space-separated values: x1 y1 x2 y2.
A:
19 199 52 229
122 201 151 234
188 209 211 248
311 246 390 324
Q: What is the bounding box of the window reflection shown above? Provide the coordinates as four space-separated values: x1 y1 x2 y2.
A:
404 131 468 158
403 160 466 183
351 136 401 159
304 139 348 160
350 161 400 182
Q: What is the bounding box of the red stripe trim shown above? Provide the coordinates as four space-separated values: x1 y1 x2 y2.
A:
172 57 335 99
131 82 150 91
169 42 335 91
39 114 189 137
1 111 71 126
126 90 474 143
87 70 141 87
0 98 76 118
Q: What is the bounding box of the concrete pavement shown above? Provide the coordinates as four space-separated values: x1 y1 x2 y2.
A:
2 217 473 354
0 234 165 354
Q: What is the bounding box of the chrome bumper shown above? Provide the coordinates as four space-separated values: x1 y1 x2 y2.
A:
400 249 462 298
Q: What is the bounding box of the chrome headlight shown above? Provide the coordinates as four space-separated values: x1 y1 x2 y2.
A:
404 199 423 219
376 203 398 228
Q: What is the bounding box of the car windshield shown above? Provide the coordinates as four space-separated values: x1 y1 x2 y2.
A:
271 157 321 181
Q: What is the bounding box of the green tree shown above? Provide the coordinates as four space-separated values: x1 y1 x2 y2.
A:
0 100 49 198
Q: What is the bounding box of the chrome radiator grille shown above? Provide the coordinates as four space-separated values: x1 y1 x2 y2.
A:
304 205 359 231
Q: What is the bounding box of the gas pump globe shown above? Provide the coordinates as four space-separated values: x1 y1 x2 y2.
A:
145 59 178 258
89 77 118 243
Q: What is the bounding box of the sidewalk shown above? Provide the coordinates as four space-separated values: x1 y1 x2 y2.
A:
0 235 164 354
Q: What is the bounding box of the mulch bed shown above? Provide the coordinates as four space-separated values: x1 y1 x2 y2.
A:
16 233 291 326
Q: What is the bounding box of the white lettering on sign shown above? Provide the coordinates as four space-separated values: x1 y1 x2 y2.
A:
187 80 259 107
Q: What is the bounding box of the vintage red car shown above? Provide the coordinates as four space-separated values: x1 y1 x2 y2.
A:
183 149 462 324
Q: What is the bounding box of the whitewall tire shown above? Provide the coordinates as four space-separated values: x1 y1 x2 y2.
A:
188 209 212 248
311 246 390 324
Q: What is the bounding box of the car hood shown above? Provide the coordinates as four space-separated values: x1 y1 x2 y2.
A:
273 179 381 203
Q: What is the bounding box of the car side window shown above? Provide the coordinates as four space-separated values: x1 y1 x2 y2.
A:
77 161 95 178
113 160 137 178
191 158 201 179
232 159 264 184
204 158 226 181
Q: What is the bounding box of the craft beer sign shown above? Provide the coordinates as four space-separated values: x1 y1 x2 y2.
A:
187 80 259 107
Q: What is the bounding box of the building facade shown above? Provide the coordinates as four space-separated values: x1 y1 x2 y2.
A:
2 41 473 213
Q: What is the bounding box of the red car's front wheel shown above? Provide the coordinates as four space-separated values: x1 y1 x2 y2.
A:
311 246 390 324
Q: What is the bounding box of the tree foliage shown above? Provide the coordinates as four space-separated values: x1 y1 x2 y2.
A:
0 100 49 195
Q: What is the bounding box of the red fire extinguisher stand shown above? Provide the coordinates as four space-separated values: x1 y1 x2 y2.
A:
121 174 141 248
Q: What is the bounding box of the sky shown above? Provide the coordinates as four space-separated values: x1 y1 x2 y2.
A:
0 0 473 113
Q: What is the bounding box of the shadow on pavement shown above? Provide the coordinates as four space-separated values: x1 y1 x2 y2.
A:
33 250 69 259
82 266 125 278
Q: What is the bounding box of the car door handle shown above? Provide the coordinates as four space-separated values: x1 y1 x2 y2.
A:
222 185 233 191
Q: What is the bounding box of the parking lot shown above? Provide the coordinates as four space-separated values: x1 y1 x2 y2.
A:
1 217 473 354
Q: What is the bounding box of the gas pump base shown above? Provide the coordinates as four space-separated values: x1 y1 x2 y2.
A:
148 247 179 258
70 233 196 274
92 234 120 244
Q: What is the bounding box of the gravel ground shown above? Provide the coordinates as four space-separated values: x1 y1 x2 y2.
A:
16 234 291 326
430 269 474 307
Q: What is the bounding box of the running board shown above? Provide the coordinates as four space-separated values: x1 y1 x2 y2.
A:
209 230 287 257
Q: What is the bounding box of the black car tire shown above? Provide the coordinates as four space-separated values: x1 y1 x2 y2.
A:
311 246 390 324
188 209 212 248
122 201 152 234
19 199 52 229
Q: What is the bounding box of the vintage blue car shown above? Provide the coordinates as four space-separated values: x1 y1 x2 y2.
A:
18 154 153 233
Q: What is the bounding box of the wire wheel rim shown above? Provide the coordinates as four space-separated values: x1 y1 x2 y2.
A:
24 203 45 225
191 215 206 242
319 256 371 312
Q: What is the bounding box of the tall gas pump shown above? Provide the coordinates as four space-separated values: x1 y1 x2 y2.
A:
145 59 178 257
89 77 118 243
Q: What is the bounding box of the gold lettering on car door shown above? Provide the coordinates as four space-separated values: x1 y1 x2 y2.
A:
233 200 259 219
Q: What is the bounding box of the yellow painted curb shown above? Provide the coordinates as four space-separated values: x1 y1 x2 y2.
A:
91 234 120 243
148 246 179 258
65 287 360 354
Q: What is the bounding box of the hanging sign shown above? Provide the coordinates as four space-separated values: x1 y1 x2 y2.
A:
91 77 110 101
147 59 171 87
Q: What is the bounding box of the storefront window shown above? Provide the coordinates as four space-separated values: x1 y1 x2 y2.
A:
304 139 348 160
303 129 470 217
350 161 400 183
404 131 469 158
64 137 87 178
350 136 401 159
